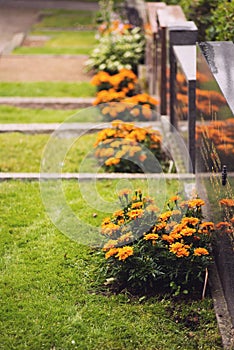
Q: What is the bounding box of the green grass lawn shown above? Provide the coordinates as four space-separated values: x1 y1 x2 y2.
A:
0 181 222 349
14 31 98 55
0 132 98 173
0 82 95 97
34 9 97 29
0 106 100 123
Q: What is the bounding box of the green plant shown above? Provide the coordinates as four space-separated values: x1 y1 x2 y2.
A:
94 120 170 173
100 190 214 296
85 27 145 74
206 1 234 41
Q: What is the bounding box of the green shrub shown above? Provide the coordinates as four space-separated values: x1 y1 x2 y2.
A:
206 1 234 41
85 27 145 74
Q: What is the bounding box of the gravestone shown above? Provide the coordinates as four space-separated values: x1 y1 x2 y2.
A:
157 5 186 115
196 42 234 327
171 45 196 173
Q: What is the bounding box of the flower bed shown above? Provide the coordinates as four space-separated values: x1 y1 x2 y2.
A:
94 120 171 173
100 189 214 297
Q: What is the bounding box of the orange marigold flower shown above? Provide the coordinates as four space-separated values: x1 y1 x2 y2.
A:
216 221 231 229
128 209 144 219
105 248 119 259
101 217 111 226
162 234 175 244
180 227 196 236
116 246 133 261
199 221 215 230
181 217 199 226
169 195 181 202
131 201 143 209
144 233 159 240
113 209 124 217
169 242 190 257
159 211 172 221
193 247 209 256
187 199 205 208
105 157 120 166
219 198 234 207
153 222 167 231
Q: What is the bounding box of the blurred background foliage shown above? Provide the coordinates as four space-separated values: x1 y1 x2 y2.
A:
150 0 234 42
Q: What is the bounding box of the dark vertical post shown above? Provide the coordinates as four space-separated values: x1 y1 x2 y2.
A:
160 26 167 115
169 43 177 130
188 80 196 173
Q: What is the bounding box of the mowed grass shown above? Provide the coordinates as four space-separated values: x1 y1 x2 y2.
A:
14 31 98 55
0 106 100 124
0 82 95 97
0 181 222 350
34 9 97 29
0 132 98 173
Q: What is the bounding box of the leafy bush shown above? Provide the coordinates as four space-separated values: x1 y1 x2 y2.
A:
100 190 214 296
94 120 169 172
85 27 145 74
206 1 234 41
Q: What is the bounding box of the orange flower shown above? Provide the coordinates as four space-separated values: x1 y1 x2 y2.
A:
193 247 209 256
131 201 143 209
162 234 175 244
128 209 144 219
169 195 181 202
105 248 119 259
181 217 199 226
169 242 190 257
219 198 234 207
144 233 159 240
105 157 120 166
113 209 124 217
116 246 134 261
216 221 231 229
199 222 215 230
187 199 205 208
159 211 172 221
180 227 196 237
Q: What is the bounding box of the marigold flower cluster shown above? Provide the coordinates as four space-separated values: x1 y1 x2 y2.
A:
101 189 213 261
91 69 138 98
91 71 159 121
94 120 167 173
